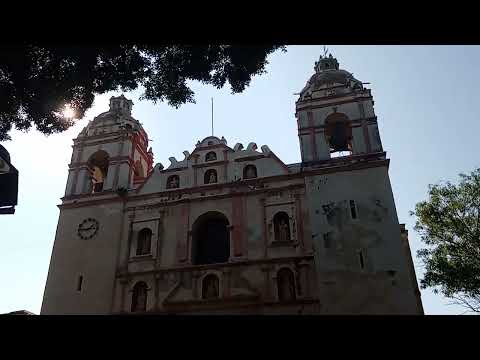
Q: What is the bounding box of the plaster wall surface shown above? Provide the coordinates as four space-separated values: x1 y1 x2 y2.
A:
41 202 124 314
304 166 420 314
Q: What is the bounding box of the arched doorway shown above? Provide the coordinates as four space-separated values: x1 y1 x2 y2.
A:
192 212 230 265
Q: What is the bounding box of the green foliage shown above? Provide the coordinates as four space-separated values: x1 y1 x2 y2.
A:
412 168 480 312
0 44 286 140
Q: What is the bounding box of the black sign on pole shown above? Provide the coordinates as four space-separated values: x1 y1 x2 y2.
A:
0 144 18 215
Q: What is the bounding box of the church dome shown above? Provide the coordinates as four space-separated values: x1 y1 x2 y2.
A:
298 54 363 101
309 68 357 88
78 95 145 137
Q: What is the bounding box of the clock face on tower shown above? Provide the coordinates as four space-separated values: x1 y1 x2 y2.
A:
77 218 99 239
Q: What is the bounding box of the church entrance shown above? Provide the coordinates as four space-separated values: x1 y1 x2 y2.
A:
192 212 230 265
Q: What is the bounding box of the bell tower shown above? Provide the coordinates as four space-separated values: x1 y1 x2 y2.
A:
41 95 154 314
64 95 153 197
298 53 423 314
296 54 383 164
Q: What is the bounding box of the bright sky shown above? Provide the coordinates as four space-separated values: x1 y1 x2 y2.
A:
1 45 479 315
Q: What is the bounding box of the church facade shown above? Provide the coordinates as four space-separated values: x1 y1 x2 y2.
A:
41 54 424 315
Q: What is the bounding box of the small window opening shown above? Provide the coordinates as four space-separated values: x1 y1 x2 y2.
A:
323 233 331 249
205 151 217 162
358 251 365 269
243 165 257 179
350 200 358 219
136 228 152 256
77 275 83 292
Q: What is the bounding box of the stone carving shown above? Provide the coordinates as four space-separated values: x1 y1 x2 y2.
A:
246 142 258 152
168 156 178 167
202 275 219 299
260 145 271 155
167 175 179 189
278 219 290 242
233 143 244 152
274 212 291 242
209 171 217 183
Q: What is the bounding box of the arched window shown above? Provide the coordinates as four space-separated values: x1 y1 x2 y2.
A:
166 175 180 189
324 113 353 157
202 274 220 300
87 150 109 193
192 212 230 265
205 151 217 162
273 212 291 242
243 164 257 179
277 268 296 302
136 228 152 256
204 169 217 184
131 281 148 312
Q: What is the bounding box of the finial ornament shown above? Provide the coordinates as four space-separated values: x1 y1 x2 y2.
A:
314 50 339 73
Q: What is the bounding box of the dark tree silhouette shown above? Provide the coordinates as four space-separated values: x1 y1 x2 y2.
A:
0 44 285 140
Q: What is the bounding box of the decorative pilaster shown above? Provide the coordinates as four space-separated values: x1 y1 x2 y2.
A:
358 102 372 153
261 265 273 301
259 197 268 258
294 194 305 253
154 273 161 311
232 195 244 257
307 111 318 161
298 261 311 298
175 203 190 263
192 271 201 300
222 268 231 298
119 277 130 313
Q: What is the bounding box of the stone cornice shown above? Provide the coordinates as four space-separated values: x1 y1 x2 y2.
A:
116 254 315 278
295 95 373 113
58 154 388 210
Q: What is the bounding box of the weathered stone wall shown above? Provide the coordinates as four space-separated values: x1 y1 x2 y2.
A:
41 201 124 314
305 165 421 314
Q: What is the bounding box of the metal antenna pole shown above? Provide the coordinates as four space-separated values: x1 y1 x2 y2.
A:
211 97 214 136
